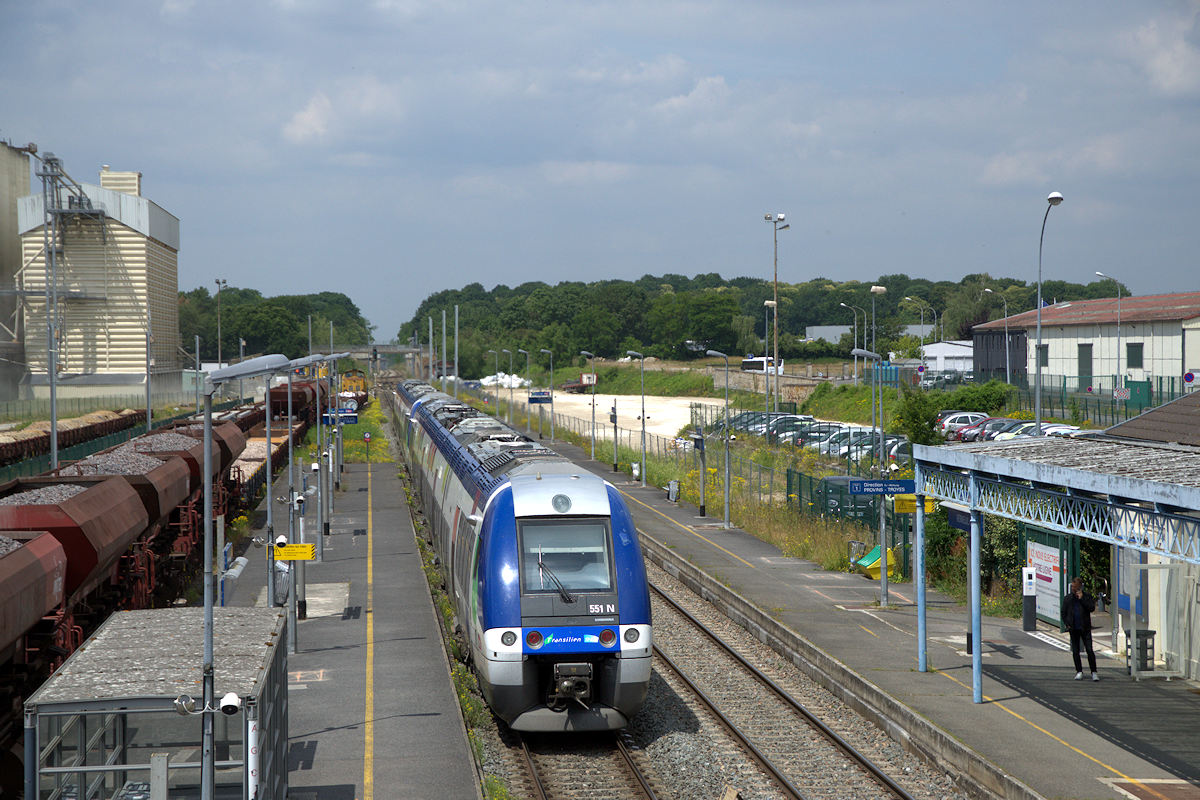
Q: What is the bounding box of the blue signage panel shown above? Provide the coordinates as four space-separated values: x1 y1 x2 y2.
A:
848 479 916 495
528 390 552 405
523 625 621 654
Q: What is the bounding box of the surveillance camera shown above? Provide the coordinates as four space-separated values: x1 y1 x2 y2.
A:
174 694 196 715
312 462 319 472
275 534 288 548
219 692 241 715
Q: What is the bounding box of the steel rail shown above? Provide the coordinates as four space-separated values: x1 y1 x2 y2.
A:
518 732 656 800
652 644 808 800
651 581 919 800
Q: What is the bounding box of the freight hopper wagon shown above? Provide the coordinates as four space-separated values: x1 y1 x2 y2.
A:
391 381 652 732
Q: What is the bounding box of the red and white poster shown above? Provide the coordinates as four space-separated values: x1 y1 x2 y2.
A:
1027 540 1063 622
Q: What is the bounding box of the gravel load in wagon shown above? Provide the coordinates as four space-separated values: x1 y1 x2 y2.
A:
0 534 20 556
133 432 203 452
57 446 165 476
0 485 88 506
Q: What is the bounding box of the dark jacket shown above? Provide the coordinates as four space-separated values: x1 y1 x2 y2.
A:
1062 590 1095 631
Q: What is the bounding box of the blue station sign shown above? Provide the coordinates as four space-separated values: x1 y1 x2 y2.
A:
849 479 916 495
528 389 552 404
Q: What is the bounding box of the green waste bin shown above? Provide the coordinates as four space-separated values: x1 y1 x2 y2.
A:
1125 629 1155 672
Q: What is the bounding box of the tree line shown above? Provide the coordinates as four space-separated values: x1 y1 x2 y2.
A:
399 272 1126 379
179 286 372 362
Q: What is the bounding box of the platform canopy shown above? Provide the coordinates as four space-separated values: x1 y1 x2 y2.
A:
914 436 1200 564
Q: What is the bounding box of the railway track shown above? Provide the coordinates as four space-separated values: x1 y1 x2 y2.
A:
505 729 659 799
650 579 920 800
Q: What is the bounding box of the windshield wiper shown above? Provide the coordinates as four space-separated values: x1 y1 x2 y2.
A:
537 558 576 604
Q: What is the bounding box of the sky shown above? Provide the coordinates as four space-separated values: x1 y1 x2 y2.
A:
3 1 1199 342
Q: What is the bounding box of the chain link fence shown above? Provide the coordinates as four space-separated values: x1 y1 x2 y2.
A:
463 387 911 578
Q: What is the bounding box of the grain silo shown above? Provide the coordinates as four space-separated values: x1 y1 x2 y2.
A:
17 159 182 400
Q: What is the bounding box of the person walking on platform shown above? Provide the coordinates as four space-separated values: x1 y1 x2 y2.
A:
1063 576 1099 681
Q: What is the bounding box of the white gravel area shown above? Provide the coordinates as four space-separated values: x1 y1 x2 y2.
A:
482 390 718 439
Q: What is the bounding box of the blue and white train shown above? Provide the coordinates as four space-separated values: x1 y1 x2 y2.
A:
390 381 652 731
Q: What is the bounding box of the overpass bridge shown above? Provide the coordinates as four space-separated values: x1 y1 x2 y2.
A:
312 344 421 360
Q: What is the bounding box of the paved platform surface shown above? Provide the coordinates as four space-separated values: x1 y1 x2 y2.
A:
231 451 480 800
546 437 1200 800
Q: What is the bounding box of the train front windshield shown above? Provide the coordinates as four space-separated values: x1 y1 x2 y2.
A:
518 519 614 593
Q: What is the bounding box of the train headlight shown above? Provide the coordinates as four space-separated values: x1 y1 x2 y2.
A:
526 630 543 649
623 628 640 644
551 494 572 513
599 629 617 647
501 631 517 647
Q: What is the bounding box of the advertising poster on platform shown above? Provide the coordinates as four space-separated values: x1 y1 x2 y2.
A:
1027 540 1064 623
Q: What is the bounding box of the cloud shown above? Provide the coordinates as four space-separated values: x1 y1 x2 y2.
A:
539 161 633 185
980 134 1128 186
653 76 730 115
1127 10 1200 95
160 0 194 15
283 92 333 143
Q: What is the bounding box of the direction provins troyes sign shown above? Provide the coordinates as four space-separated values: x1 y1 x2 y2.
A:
848 479 916 495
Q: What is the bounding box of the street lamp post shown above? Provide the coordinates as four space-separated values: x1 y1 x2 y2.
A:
1035 192 1065 436
540 348 554 441
839 302 864 385
763 300 777 414
982 289 1010 384
487 349 499 411
518 348 531 434
1096 271 1122 390
238 338 245 402
200 354 290 800
852 346 888 607
581 351 596 459
706 350 732 530
214 279 227 367
502 349 514 424
626 350 646 488
765 212 789 413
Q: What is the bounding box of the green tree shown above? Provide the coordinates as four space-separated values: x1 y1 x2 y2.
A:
891 384 942 444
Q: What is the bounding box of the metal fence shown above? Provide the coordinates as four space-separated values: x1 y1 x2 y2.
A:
460 387 911 578
0 400 241 484
0 390 212 424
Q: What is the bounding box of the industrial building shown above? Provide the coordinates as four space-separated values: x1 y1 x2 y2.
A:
14 159 181 399
973 291 1200 401
0 143 32 399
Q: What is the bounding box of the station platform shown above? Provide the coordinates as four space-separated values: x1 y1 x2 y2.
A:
229 447 480 799
546 438 1200 800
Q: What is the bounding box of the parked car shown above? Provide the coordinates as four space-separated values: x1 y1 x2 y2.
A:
744 411 797 435
992 421 1038 440
970 418 1023 442
765 414 816 442
846 434 905 463
818 427 871 456
814 475 878 521
952 416 1009 442
939 411 988 437
785 422 846 447
833 430 884 459
887 439 912 467
981 418 1028 440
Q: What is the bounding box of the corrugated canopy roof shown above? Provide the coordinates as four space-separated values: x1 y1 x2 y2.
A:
1106 390 1200 447
924 436 1200 510
973 291 1200 331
